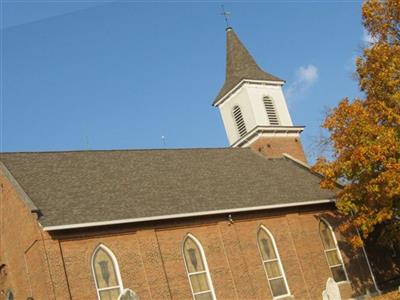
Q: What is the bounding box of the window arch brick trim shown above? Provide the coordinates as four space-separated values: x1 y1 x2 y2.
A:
257 225 291 299
182 233 217 300
91 244 124 300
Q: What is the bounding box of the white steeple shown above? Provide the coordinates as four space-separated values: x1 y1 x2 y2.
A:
213 27 306 161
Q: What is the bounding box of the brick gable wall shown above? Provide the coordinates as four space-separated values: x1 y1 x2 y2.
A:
0 174 57 299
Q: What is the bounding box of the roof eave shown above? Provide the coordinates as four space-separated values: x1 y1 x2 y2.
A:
42 199 336 232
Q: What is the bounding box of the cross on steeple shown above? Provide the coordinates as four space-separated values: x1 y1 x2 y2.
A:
220 5 231 28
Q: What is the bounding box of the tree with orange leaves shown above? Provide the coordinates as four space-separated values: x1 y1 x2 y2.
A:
313 0 400 248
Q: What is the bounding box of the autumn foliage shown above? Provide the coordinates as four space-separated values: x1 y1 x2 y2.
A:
313 0 400 248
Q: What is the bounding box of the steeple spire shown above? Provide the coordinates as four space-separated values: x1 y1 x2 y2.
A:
212 28 307 162
213 28 283 105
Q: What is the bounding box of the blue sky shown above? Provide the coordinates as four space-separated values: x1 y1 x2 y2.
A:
1 1 367 162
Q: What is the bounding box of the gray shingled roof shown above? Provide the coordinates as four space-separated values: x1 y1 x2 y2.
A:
0 148 334 229
213 28 284 105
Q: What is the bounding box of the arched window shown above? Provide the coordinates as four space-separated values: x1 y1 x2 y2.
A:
92 244 124 300
5 290 14 300
257 226 290 298
319 219 348 282
263 96 279 126
232 105 247 137
182 234 216 300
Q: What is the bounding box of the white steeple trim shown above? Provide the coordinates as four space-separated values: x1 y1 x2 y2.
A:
218 81 295 146
214 79 285 107
231 126 304 148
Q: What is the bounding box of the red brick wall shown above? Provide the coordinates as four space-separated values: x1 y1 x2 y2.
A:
41 236 72 298
0 174 55 300
249 136 308 163
52 209 375 300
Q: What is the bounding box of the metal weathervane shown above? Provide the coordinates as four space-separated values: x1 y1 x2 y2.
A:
221 5 231 28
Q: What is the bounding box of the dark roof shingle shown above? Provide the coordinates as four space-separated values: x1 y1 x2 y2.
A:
0 148 334 228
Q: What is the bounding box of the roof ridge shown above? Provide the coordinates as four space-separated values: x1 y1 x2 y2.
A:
0 147 252 155
282 153 311 169
282 153 343 189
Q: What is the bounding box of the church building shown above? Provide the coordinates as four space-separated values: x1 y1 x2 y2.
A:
0 27 381 300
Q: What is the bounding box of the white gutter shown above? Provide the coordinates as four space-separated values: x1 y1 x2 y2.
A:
43 199 335 231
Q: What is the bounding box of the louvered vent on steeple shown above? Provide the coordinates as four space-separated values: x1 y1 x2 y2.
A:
263 96 280 126
232 106 247 137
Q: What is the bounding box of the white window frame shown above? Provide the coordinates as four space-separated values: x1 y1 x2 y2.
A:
91 244 124 300
182 233 217 300
319 218 349 283
257 225 291 299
